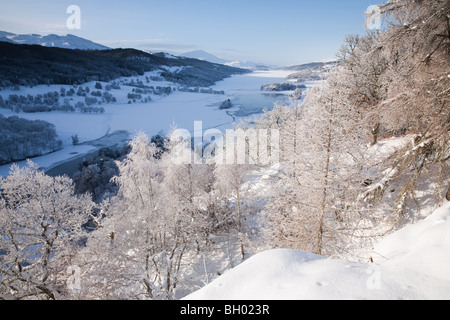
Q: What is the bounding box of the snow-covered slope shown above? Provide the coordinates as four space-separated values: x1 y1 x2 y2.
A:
0 36 15 44
0 31 109 50
184 202 450 300
181 50 230 64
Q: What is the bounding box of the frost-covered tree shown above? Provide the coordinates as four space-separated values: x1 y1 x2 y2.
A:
0 115 62 165
212 122 259 260
73 132 168 299
263 0 449 258
337 32 389 146
75 131 221 299
356 0 450 217
0 161 93 300
159 134 216 251
261 72 379 257
254 103 292 160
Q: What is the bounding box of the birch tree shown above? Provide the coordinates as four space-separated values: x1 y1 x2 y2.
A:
212 122 259 260
0 161 93 300
77 131 224 299
73 133 172 299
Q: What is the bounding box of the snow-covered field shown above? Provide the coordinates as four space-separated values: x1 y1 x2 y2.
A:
0 70 302 177
185 201 450 300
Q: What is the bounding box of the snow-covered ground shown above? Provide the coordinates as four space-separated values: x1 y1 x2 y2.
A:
0 70 302 177
184 201 450 300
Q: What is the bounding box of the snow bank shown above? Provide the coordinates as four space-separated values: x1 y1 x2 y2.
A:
184 202 450 300
371 201 450 299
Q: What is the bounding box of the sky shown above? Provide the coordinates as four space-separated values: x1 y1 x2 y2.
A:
0 0 383 66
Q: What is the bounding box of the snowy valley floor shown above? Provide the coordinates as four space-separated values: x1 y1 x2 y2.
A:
184 202 450 300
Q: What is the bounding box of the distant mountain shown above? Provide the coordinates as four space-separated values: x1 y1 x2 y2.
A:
225 60 274 70
282 60 339 82
181 50 273 70
0 36 15 44
0 31 109 50
282 60 338 71
0 31 15 37
181 50 229 65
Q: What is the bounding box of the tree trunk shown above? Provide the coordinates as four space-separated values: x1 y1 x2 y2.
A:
317 100 334 256
370 122 380 146
236 184 245 260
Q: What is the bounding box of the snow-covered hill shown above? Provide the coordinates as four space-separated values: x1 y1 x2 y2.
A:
0 31 109 50
181 50 230 65
184 202 450 300
181 50 273 69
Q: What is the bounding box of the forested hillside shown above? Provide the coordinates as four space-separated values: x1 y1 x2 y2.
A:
0 42 249 88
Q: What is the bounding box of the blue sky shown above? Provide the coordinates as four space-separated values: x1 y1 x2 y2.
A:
0 0 382 66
